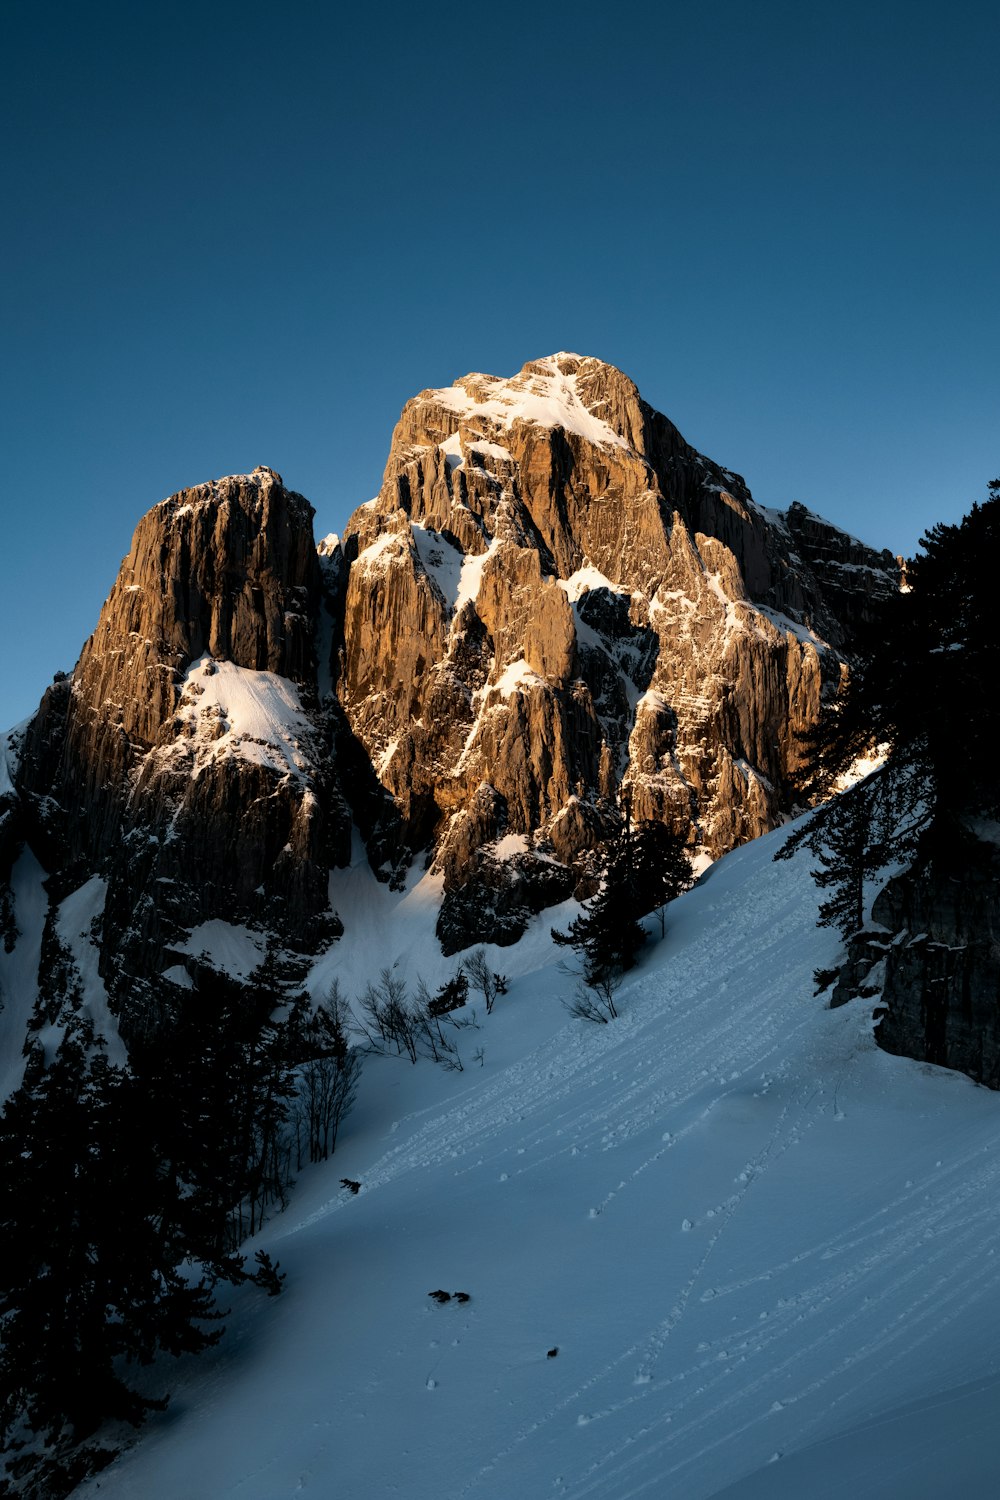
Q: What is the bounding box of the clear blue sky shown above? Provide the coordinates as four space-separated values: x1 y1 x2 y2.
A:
2 0 997 730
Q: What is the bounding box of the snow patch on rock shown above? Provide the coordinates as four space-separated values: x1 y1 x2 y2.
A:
175 919 266 981
170 657 314 783
431 354 630 453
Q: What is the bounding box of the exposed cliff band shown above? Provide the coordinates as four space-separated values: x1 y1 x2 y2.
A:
334 354 898 945
4 357 899 1028
14 468 349 1034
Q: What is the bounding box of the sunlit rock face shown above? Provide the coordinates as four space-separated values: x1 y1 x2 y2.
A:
335 354 898 946
5 355 900 992
14 468 348 1035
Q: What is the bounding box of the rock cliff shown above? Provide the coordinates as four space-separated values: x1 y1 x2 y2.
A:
334 354 898 945
862 838 1000 1086
4 355 900 1011
14 468 349 1036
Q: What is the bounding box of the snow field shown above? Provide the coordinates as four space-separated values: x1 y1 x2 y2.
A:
73 823 1000 1500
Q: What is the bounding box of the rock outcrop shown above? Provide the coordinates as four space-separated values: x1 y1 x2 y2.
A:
867 839 1000 1086
4 354 901 996
14 468 349 1036
333 354 898 944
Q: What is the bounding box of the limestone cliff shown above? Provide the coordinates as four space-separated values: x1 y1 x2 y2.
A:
14 468 349 1035
4 355 900 1001
334 354 898 946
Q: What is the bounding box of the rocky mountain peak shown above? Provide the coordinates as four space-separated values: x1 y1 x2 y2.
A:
334 355 901 948
4 353 902 1006
10 468 347 1036
415 352 647 455
372 355 660 534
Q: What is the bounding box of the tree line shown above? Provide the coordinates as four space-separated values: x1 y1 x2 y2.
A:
0 934 514 1495
0 964 359 1497
777 479 1000 983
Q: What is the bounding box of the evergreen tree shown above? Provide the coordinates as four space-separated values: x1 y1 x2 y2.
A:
795 480 1000 838
0 959 360 1489
0 1016 221 1478
810 779 882 940
630 819 695 933
428 971 470 1017
553 813 693 990
779 479 1000 944
131 964 299 1264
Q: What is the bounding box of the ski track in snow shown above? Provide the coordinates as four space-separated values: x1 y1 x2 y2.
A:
458 1114 1000 1500
70 825 1000 1500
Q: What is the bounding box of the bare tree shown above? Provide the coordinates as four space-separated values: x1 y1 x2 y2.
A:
563 971 622 1024
286 982 362 1168
359 967 419 1062
358 966 470 1071
462 948 509 1014
296 1048 362 1164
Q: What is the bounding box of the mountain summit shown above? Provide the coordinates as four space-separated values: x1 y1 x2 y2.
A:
2 355 898 1035
337 353 898 945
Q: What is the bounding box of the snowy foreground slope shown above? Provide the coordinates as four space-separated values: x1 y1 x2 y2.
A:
76 828 1000 1500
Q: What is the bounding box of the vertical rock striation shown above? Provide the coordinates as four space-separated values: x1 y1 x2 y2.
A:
15 468 348 1035
335 354 898 946
5 355 901 991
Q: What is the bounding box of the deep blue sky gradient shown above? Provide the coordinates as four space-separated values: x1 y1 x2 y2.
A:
2 0 997 728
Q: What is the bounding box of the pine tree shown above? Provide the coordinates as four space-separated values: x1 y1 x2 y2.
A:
779 480 1000 950
630 819 694 932
810 780 876 940
0 1016 221 1476
794 480 1000 839
131 964 300 1264
552 813 692 992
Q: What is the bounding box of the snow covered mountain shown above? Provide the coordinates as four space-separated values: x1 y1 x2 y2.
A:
2 358 996 1500
67 822 1000 1500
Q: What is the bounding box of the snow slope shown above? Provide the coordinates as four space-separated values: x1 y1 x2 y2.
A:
432 354 630 453
75 825 1000 1500
164 656 316 782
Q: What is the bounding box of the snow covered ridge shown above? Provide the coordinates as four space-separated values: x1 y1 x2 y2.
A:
162 656 316 782
429 353 632 453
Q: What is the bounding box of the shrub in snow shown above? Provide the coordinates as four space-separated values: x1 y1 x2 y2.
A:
358 966 478 1073
427 970 470 1017
462 948 508 1013
564 972 623 1024
252 1250 286 1297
